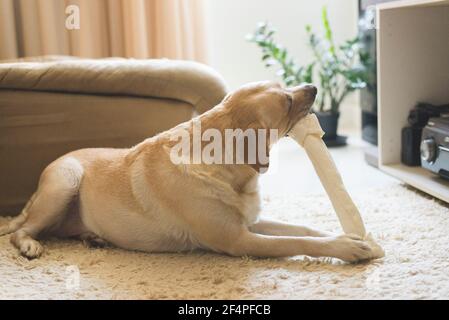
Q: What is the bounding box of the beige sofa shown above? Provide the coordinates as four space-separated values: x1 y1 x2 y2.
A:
0 56 227 215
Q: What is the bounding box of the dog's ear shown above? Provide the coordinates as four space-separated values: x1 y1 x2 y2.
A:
246 127 270 174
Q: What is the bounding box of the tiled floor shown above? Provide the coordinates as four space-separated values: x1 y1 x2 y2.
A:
259 134 399 196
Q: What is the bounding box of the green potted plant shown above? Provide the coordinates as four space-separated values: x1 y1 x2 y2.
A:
247 7 370 146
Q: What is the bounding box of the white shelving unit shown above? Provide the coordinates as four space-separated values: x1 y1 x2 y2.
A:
376 0 449 202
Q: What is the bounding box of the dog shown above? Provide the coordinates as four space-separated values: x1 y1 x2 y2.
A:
0 81 374 262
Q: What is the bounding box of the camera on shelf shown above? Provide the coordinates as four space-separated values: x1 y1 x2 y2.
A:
401 103 449 167
420 117 449 180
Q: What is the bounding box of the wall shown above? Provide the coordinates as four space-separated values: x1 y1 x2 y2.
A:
204 0 361 132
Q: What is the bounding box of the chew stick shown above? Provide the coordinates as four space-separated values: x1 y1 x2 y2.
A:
288 114 384 258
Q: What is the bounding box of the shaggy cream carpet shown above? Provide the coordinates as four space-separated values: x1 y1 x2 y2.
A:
1 182 449 300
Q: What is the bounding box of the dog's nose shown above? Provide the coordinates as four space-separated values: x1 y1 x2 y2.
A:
303 84 317 97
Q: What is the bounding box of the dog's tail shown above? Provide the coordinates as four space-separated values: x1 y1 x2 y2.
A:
0 193 35 236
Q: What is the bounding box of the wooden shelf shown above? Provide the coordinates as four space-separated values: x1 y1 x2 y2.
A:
381 164 449 201
376 0 449 202
376 0 449 9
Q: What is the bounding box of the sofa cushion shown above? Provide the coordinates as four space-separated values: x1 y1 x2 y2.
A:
0 57 227 114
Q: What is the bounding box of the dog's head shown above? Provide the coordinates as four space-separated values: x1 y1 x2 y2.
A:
223 81 317 137
220 81 317 172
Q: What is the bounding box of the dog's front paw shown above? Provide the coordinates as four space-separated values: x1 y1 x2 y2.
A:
325 234 373 263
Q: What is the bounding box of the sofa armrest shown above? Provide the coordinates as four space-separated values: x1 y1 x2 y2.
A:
0 57 228 114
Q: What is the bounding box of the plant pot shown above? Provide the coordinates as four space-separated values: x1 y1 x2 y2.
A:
314 111 347 147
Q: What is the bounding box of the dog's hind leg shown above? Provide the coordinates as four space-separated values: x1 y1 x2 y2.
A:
10 157 84 259
0 193 37 236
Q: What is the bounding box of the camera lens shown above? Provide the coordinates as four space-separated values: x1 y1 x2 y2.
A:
420 138 437 163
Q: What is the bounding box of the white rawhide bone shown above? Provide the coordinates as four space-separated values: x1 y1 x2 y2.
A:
289 114 385 259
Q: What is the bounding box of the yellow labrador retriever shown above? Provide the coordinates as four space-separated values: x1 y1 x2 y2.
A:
0 81 373 262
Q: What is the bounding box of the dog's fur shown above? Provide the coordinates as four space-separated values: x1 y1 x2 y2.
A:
0 81 374 262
